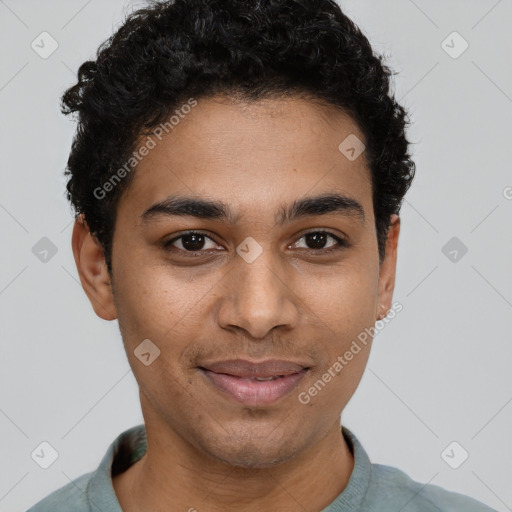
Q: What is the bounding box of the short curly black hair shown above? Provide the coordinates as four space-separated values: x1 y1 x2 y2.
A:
62 0 415 275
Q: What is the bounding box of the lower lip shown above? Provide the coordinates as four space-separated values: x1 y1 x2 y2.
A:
200 368 308 406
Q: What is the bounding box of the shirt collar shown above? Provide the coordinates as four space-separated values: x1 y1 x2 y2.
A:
86 423 372 511
322 425 373 511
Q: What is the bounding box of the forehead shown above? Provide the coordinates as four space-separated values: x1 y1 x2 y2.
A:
118 95 373 224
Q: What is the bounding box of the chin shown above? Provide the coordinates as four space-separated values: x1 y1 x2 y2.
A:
212 446 294 469
198 428 304 470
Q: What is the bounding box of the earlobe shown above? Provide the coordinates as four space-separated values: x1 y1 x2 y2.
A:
71 214 117 321
375 214 400 320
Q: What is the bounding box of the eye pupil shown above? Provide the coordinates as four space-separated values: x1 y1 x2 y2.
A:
305 232 328 249
182 233 205 251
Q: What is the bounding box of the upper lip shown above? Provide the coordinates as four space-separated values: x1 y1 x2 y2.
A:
199 359 309 378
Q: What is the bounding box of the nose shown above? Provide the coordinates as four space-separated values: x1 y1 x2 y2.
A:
217 248 300 339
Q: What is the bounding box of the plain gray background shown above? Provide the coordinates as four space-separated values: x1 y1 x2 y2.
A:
1 1 511 511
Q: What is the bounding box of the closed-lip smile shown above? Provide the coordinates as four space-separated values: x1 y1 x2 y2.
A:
198 358 310 405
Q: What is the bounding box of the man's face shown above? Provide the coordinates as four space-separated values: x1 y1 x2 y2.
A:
77 95 398 468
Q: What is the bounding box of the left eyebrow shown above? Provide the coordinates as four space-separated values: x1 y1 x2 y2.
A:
277 192 365 225
140 192 365 226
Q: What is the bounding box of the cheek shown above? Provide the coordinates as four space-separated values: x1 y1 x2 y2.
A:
302 327 373 413
298 262 377 388
113 263 205 342
299 261 378 329
112 270 201 394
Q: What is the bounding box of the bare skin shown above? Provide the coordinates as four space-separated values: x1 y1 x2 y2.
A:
72 95 400 512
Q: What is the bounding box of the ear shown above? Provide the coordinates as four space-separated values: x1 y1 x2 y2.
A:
71 214 117 321
376 214 400 321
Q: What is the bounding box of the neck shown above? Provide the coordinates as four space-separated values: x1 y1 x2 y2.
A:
113 419 354 512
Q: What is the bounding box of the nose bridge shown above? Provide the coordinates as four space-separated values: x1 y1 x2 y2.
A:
238 244 281 292
236 238 287 303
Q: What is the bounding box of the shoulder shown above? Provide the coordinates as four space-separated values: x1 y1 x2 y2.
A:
25 424 146 512
367 463 497 512
26 472 93 512
339 427 497 512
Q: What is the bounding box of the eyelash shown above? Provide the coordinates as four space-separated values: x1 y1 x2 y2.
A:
163 229 348 257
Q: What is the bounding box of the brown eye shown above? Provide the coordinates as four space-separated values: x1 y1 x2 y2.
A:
304 232 330 250
164 231 221 254
177 233 206 251
293 231 347 252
